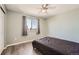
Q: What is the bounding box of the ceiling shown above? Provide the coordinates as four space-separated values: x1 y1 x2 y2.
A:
5 4 79 18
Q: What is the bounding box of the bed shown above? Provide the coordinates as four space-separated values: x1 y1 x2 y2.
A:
32 37 79 55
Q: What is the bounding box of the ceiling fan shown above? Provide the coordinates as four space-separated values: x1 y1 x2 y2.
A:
40 4 56 14
41 4 48 13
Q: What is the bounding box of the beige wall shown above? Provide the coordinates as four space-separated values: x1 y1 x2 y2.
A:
47 8 79 43
4 14 7 47
6 11 47 45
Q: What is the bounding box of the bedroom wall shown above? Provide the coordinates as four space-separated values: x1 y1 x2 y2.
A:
0 4 6 54
47 8 79 43
0 8 5 54
6 11 47 45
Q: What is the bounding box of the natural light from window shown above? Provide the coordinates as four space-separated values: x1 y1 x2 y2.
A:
26 17 38 30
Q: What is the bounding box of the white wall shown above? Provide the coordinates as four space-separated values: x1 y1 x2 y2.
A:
47 8 79 43
6 11 47 45
0 8 5 53
0 4 7 47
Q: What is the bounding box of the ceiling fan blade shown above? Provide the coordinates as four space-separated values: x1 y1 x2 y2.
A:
42 4 49 8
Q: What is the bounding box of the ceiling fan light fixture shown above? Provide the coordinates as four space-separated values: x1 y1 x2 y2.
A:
41 9 47 13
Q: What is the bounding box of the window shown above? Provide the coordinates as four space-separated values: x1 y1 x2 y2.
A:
22 16 40 36
26 17 38 30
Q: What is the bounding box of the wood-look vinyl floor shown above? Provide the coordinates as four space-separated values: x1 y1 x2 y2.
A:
1 42 40 55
